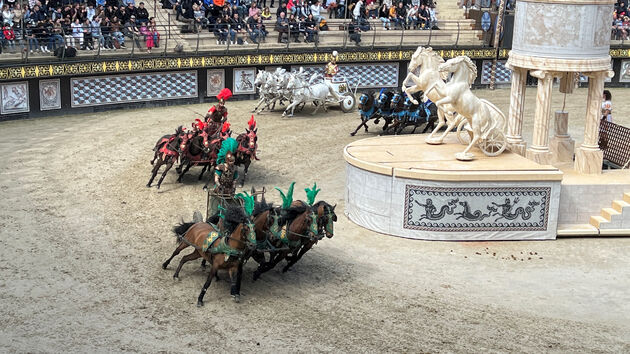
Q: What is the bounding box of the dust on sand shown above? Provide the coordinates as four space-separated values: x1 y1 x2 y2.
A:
1 88 629 352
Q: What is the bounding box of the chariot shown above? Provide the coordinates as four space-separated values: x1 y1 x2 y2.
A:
325 74 359 113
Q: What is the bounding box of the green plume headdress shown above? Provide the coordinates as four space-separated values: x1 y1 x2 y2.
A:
216 137 239 165
235 192 255 216
305 182 321 206
275 182 296 209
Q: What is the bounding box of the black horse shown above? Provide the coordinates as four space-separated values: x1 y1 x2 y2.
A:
397 94 438 135
382 92 407 135
351 92 380 136
176 132 212 183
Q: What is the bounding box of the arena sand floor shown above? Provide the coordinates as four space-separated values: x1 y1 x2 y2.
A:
0 88 629 352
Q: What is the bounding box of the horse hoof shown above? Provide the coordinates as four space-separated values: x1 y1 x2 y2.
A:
197 301 204 307
232 295 240 303
350 132 356 136
162 263 168 270
146 183 151 188
150 160 154 165
173 275 180 281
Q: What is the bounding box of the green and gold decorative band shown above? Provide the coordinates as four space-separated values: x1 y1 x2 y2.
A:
1 48 627 81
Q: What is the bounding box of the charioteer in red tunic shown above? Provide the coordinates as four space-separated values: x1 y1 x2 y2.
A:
206 88 232 136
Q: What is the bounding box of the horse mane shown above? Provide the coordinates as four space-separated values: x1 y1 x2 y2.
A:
281 201 309 225
253 200 275 217
442 56 477 86
222 204 248 235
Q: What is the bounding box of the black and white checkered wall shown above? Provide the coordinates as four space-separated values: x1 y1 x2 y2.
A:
291 63 399 88
71 71 198 107
480 60 511 84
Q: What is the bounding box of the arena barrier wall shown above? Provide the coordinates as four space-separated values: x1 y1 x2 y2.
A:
1 48 629 120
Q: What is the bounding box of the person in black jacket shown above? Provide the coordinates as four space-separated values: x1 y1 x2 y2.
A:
304 13 318 43
229 12 247 44
288 13 300 42
275 11 288 43
214 15 229 44
136 2 150 24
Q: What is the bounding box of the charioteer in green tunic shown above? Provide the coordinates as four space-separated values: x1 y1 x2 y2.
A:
207 137 240 224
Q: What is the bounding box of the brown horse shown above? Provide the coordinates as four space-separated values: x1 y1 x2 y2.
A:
176 129 213 183
235 116 259 187
148 126 186 189
162 205 257 306
252 201 319 280
281 201 337 273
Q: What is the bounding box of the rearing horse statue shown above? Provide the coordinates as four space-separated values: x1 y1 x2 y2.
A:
427 56 507 161
401 46 464 144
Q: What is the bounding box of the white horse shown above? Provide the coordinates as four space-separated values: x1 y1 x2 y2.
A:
430 56 506 160
282 75 340 117
402 46 463 144
253 70 273 113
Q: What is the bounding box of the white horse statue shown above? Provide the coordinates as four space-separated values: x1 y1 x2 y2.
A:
282 74 340 117
428 56 507 161
402 46 464 144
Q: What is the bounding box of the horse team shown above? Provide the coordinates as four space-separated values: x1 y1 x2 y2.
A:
352 89 438 136
162 184 337 306
147 116 258 190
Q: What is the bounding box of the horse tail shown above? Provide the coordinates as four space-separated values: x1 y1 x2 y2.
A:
480 99 506 132
172 221 196 243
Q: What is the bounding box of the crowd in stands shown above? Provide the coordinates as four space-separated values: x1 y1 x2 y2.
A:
613 0 629 40
0 0 161 55
164 0 438 46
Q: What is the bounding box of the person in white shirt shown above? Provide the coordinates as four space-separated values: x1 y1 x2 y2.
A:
352 0 363 19
310 1 326 23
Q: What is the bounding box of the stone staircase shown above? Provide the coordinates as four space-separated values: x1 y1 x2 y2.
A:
589 192 630 235
435 0 468 20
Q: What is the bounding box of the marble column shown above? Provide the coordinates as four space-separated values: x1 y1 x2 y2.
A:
526 70 554 165
574 71 606 174
550 111 575 164
506 66 527 156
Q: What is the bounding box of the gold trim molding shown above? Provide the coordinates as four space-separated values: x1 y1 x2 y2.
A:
0 49 508 81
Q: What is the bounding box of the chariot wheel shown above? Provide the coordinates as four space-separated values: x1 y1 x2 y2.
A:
479 128 507 157
340 92 356 113
455 119 473 145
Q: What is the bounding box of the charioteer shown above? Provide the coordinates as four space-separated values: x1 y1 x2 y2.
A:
206 88 232 135
324 50 340 79
206 137 239 223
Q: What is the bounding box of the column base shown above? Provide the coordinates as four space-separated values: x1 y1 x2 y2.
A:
526 148 553 165
574 147 603 174
508 141 527 156
550 136 575 164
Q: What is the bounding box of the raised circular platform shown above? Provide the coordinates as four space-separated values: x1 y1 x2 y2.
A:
344 134 563 241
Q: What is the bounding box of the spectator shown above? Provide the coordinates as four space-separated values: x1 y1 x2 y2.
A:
229 12 247 44
25 21 39 53
91 16 104 49
310 1 325 23
101 16 114 49
87 4 96 21
287 0 295 13
288 13 300 42
49 18 65 51
352 0 363 20
261 6 271 20
395 2 406 29
136 2 149 24
246 12 261 43
13 3 24 24
601 90 613 122
213 14 228 44
379 3 390 30
150 18 160 47
248 2 260 18
82 18 94 50
428 4 438 29
193 4 208 31
276 2 288 18
348 17 361 45
2 24 16 52
388 3 399 29
123 15 142 47
418 4 429 29
304 13 317 43
71 18 83 48
366 0 378 18
62 17 74 47
275 11 288 43
111 16 125 47
326 0 338 19
293 0 309 19
2 5 14 27
407 4 418 28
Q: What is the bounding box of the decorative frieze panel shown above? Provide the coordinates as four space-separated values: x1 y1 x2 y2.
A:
403 186 551 232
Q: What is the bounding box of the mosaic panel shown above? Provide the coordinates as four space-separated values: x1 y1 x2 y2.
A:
39 79 61 110
71 71 197 107
403 186 551 232
1 81 29 114
291 62 399 88
480 60 511 84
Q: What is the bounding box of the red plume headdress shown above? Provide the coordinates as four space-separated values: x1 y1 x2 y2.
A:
221 121 231 133
247 115 257 130
194 118 206 130
216 88 233 102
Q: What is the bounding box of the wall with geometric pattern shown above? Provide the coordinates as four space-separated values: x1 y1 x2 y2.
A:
71 71 198 107
290 63 399 88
